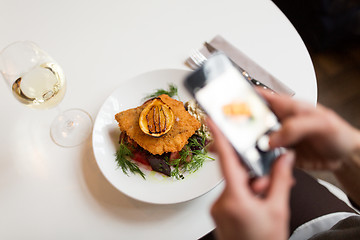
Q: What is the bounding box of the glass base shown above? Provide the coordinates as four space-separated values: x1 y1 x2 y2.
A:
50 108 93 147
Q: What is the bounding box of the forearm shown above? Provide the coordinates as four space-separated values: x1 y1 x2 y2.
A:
334 138 360 207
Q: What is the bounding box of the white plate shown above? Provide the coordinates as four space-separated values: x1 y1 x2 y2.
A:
92 69 223 204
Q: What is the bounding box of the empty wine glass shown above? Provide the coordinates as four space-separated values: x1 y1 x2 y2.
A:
0 41 92 147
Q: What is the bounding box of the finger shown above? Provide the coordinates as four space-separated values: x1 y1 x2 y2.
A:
267 152 295 206
269 114 328 148
251 176 270 195
257 88 314 120
207 119 250 189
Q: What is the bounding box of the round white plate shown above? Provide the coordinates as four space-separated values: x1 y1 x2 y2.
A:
92 69 223 204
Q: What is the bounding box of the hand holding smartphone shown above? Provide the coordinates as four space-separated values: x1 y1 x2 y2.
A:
184 53 281 177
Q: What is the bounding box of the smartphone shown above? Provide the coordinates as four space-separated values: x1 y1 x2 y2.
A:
184 53 281 177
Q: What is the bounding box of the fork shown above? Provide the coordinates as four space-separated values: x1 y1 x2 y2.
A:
189 49 275 93
189 49 207 68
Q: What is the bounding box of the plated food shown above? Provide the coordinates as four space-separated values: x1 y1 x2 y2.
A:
92 69 222 204
114 85 213 179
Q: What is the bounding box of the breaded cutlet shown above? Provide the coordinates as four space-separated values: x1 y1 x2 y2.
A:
115 94 201 155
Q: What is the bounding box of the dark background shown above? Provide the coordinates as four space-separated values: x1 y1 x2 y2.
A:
272 0 360 188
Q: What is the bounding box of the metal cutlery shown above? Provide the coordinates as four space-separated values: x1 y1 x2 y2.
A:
189 49 207 67
196 42 275 93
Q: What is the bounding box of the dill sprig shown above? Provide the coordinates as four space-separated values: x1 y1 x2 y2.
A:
170 147 190 180
143 84 179 101
185 138 214 173
188 150 214 172
115 141 146 179
170 134 214 180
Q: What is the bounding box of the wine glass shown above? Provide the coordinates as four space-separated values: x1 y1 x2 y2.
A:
0 41 93 147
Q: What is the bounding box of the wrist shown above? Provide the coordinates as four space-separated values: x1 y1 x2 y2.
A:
333 127 360 172
344 130 360 169
332 131 360 187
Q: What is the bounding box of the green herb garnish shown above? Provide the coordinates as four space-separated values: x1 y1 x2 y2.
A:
143 83 179 101
186 137 214 173
170 134 214 180
115 141 146 179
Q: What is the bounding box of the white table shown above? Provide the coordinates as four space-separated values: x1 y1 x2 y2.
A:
0 0 317 239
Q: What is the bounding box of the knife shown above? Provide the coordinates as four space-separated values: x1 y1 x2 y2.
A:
204 42 276 93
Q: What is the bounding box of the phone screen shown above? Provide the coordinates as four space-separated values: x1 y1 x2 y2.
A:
187 53 280 176
195 66 278 152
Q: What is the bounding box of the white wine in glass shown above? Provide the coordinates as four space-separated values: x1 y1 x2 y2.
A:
12 62 66 109
0 41 92 147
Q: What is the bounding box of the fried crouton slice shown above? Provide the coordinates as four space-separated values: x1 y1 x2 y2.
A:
115 94 201 155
